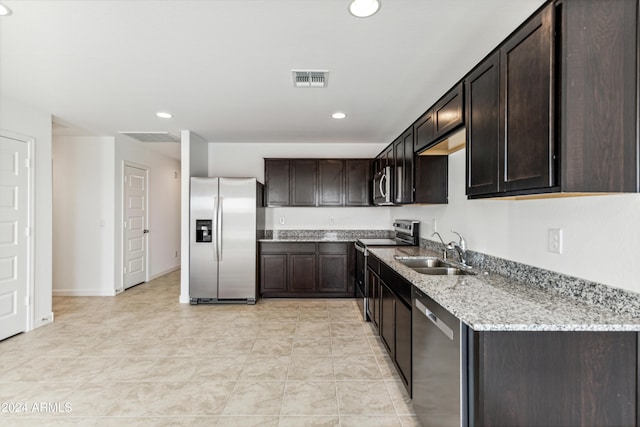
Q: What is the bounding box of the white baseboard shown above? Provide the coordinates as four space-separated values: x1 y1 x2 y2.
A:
149 265 180 281
31 311 54 331
179 293 190 304
53 289 117 297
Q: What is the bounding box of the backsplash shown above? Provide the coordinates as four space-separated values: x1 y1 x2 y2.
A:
421 238 640 318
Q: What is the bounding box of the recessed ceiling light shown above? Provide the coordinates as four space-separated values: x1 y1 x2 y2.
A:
349 0 380 18
0 3 12 16
332 112 347 119
156 112 173 119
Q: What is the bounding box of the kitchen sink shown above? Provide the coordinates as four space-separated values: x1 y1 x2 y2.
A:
413 267 471 275
395 257 445 268
394 256 474 275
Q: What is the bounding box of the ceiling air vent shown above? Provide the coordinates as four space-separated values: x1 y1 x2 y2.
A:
292 70 329 88
119 131 180 143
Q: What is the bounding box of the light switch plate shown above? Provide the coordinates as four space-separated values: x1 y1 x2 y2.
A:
548 228 563 254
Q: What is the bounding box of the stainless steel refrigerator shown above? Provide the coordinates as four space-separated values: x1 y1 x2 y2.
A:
189 177 264 304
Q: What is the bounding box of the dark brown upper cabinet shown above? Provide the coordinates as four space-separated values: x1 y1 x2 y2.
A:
413 109 434 153
559 0 638 193
264 158 371 207
291 159 318 206
264 159 290 206
467 0 639 198
375 145 394 174
414 155 448 204
394 128 414 204
345 159 371 206
501 4 555 194
465 52 501 197
433 83 464 140
318 160 344 206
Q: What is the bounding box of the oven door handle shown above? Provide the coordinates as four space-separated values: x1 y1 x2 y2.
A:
354 242 366 254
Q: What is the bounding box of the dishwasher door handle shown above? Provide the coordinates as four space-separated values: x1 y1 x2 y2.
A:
415 298 454 341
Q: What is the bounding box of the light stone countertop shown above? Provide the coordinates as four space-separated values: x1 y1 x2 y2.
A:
367 246 640 332
258 237 357 242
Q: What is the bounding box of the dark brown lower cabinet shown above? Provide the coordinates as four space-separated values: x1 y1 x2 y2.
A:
368 254 413 395
470 330 638 427
259 242 354 297
380 282 395 356
259 254 287 293
394 300 412 390
366 260 380 328
289 254 316 293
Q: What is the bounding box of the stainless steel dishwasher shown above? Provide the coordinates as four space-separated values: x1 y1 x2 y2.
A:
412 289 468 427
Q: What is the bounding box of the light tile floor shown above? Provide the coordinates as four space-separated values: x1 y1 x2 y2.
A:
0 270 419 426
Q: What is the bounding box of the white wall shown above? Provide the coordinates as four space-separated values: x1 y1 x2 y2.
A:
0 96 53 329
209 142 392 230
53 136 115 296
394 149 640 294
115 135 181 293
179 131 209 303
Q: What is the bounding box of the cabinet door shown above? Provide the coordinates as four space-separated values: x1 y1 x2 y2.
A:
394 129 414 204
289 254 316 293
414 109 434 153
395 299 412 393
318 254 348 293
260 254 287 293
291 160 318 206
434 83 464 139
414 155 448 204
466 51 501 196
380 282 395 355
500 4 555 193
381 145 394 168
561 0 638 193
319 160 344 206
402 129 414 203
265 159 290 206
345 159 371 206
366 267 379 328
472 331 637 427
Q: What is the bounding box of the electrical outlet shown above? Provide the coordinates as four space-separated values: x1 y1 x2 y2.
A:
329 216 335 225
431 218 437 233
548 228 563 254
279 216 286 225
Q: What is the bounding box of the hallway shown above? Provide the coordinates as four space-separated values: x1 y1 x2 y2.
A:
0 271 418 426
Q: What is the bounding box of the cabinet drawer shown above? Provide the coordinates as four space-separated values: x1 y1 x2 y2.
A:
380 263 412 307
318 242 347 254
260 242 316 253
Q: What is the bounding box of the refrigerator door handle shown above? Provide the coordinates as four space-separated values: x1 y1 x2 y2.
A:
217 196 223 261
212 196 219 261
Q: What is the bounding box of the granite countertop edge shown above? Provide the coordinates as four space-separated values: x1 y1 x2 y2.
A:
258 237 358 242
367 246 640 332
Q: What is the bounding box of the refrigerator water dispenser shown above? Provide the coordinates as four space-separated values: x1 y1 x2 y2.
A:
195 219 212 242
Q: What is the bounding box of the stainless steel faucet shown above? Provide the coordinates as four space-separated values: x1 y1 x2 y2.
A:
448 230 468 266
431 231 448 260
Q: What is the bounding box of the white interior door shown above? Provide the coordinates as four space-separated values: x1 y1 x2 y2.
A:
124 165 148 289
0 136 28 340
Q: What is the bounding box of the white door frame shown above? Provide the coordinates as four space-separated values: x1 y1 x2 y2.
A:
120 161 150 293
0 130 35 332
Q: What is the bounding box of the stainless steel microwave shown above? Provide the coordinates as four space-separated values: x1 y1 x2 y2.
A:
373 165 394 205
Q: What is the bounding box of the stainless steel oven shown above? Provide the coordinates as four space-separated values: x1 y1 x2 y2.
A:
355 219 420 321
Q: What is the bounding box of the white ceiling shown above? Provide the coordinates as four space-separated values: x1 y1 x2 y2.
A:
0 0 545 159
